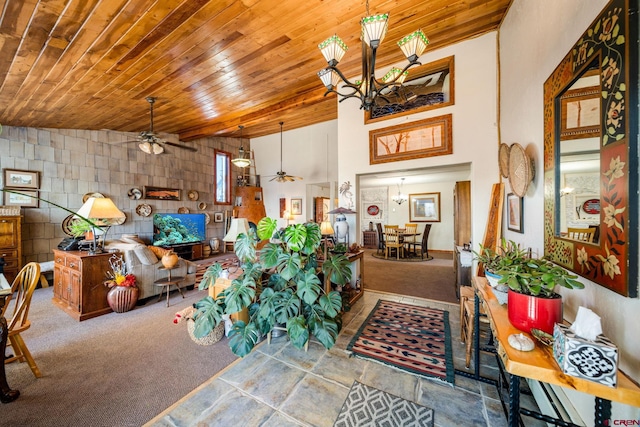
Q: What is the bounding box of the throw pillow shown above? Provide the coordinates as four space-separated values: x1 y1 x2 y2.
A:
133 245 159 265
148 245 172 259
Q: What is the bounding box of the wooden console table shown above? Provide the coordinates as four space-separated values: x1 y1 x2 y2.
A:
472 276 640 426
322 250 365 307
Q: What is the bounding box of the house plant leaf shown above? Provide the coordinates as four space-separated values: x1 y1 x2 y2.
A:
287 315 309 349
319 291 342 318
295 269 323 305
228 321 261 357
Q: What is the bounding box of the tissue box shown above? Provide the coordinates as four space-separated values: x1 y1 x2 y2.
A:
553 323 618 387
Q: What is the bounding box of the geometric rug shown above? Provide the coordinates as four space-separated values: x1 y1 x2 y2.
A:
347 300 454 385
333 381 434 427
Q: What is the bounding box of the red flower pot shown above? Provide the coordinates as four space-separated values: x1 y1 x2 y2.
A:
507 289 562 335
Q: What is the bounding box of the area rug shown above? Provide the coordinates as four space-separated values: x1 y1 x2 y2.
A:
347 300 454 385
333 381 434 427
371 252 434 262
194 256 239 286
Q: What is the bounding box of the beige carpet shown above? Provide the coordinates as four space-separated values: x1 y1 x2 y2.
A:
363 249 458 304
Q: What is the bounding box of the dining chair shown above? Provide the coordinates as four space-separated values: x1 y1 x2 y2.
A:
414 224 432 259
567 227 596 243
384 226 404 260
375 223 386 255
4 262 42 378
403 224 418 256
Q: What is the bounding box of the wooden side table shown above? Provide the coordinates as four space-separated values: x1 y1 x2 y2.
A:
154 267 185 307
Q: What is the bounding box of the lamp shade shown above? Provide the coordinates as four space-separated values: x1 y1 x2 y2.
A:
327 207 357 215
320 221 335 236
223 218 250 242
318 35 348 66
397 29 429 62
75 197 125 225
361 13 389 48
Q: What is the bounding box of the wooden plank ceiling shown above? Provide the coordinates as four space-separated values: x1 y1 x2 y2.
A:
0 0 511 141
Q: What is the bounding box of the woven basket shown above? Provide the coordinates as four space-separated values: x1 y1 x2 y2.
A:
0 206 20 216
187 319 224 346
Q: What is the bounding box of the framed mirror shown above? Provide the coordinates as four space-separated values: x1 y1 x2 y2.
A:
543 0 638 297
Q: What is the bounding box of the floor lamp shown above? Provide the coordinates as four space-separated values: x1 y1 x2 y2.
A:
223 218 250 253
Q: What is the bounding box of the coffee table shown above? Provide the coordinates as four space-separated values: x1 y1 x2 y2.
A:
154 267 185 307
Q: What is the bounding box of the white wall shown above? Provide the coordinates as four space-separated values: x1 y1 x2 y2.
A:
336 33 500 253
500 0 640 420
252 120 338 228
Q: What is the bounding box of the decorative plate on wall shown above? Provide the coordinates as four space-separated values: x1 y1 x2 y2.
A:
61 214 75 236
187 190 199 201
178 207 190 213
128 188 142 200
82 192 104 203
499 143 511 178
203 212 211 224
508 143 535 197
136 204 152 217
198 202 207 210
367 205 380 216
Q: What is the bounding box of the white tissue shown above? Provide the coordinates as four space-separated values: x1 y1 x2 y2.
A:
569 306 602 341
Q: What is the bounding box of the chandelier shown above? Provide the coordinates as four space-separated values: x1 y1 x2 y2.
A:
231 125 252 168
392 178 407 205
317 0 429 111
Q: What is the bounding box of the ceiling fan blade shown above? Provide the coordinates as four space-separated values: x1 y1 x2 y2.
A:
164 141 198 152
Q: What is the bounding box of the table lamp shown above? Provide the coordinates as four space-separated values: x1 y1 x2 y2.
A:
75 197 126 254
320 221 335 260
223 218 250 252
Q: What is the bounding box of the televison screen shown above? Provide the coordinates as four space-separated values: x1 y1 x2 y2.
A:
152 213 206 246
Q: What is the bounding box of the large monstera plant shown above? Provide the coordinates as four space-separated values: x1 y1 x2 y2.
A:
193 217 352 357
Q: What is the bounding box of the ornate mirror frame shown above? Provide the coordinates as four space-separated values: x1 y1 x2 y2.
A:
543 0 638 297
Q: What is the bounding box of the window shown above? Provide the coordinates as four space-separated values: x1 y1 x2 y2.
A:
214 149 231 205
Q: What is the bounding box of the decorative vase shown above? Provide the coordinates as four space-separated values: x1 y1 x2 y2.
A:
334 214 348 244
107 286 139 313
507 289 562 335
161 251 179 269
210 238 220 252
485 270 502 288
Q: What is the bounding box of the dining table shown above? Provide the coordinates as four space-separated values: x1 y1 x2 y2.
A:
383 227 421 258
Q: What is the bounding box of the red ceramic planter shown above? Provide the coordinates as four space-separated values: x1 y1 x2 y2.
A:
507 289 562 335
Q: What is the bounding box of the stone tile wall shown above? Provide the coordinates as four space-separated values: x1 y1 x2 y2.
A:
0 125 247 263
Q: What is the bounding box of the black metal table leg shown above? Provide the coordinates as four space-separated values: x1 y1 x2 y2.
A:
508 373 520 427
474 291 481 379
594 397 612 426
0 314 19 403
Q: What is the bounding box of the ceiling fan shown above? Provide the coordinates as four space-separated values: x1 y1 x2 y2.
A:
121 97 197 154
270 121 302 182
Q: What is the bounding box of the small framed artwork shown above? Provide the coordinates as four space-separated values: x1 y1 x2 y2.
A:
507 193 524 233
213 212 224 223
291 198 302 215
559 83 600 140
409 193 441 222
3 169 40 189
369 114 453 165
3 189 39 208
143 186 181 200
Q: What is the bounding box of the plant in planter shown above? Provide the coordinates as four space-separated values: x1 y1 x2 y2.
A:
192 217 352 357
473 239 529 287
497 257 584 334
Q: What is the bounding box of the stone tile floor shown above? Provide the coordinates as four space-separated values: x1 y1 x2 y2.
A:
146 290 546 426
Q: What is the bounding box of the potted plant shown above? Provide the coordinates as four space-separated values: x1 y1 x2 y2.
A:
497 257 584 334
192 217 352 357
473 239 528 287
104 254 139 313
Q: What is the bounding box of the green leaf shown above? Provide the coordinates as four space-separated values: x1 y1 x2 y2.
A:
198 262 223 290
287 316 309 349
301 222 322 255
277 252 302 281
257 217 278 240
296 269 323 305
228 321 261 357
322 254 352 286
223 277 256 314
309 316 339 349
319 291 342 318
234 231 256 263
192 296 225 338
276 291 301 324
283 224 308 252
259 243 281 269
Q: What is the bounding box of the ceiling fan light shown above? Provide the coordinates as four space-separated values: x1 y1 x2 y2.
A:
361 13 389 49
139 142 152 154
152 143 164 154
398 29 429 62
318 68 340 90
318 35 348 66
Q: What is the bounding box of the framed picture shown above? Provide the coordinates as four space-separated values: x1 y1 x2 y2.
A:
365 55 454 124
143 186 181 200
213 212 224 223
3 189 39 208
369 114 453 165
3 169 39 189
507 193 523 233
560 83 600 140
291 198 302 215
409 193 440 222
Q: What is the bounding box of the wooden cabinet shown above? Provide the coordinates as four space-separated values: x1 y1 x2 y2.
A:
362 231 377 249
232 186 267 226
453 181 471 247
52 250 114 321
0 215 22 284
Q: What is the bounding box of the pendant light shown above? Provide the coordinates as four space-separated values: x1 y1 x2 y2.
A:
232 125 252 168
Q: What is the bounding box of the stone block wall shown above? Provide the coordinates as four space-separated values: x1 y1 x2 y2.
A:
0 125 247 263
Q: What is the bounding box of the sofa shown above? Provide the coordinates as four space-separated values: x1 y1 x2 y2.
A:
105 240 197 301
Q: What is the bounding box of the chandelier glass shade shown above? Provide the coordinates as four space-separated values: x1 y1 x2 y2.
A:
232 125 252 168
317 2 429 111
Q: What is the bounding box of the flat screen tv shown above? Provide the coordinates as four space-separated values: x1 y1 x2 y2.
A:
152 213 206 246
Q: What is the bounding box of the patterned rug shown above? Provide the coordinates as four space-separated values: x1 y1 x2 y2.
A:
371 252 434 262
333 381 434 427
194 257 239 286
347 300 454 385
